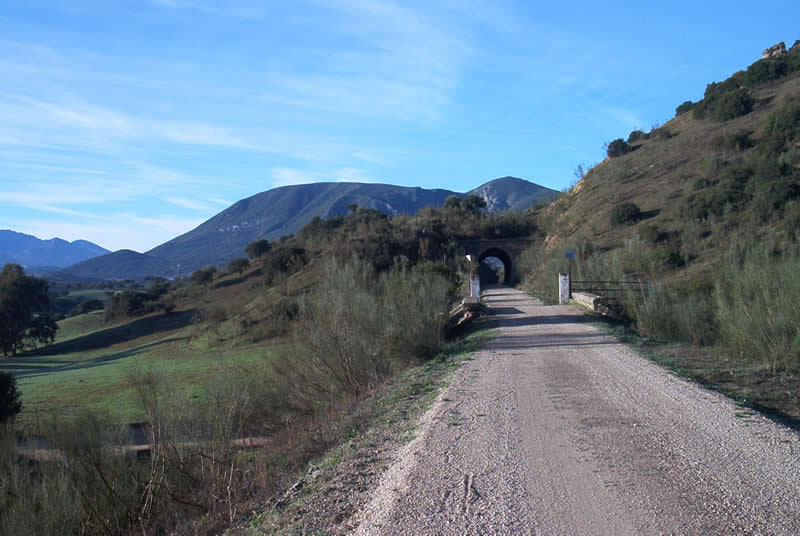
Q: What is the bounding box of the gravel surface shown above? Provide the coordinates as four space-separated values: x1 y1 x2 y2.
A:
350 286 800 535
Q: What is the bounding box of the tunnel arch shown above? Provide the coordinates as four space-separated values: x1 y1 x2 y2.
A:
478 247 513 285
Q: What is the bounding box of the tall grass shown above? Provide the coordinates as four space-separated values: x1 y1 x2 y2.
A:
522 237 800 373
273 258 455 413
714 245 800 373
632 285 716 345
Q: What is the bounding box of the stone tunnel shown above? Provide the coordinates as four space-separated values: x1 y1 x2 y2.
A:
458 238 533 286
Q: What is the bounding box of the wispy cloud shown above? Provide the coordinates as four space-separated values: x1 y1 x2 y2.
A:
271 166 376 187
165 197 214 211
271 168 316 187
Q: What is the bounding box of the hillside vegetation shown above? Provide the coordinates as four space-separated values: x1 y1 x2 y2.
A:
523 44 800 420
0 201 533 535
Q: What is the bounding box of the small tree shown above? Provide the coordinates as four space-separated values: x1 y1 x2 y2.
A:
227 257 249 276
0 264 58 355
462 195 488 214
245 239 271 261
675 100 695 116
443 195 463 210
191 266 216 289
610 202 642 226
607 138 631 158
0 371 22 423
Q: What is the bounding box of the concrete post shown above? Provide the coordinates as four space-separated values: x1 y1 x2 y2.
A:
470 273 481 299
559 273 570 305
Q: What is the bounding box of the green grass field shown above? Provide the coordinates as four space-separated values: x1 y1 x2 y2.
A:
55 310 106 342
1 309 280 428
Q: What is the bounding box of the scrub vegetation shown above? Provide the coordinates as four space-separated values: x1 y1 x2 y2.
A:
0 200 530 535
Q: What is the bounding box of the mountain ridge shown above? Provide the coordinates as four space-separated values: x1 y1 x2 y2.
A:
0 230 110 270
52 177 557 280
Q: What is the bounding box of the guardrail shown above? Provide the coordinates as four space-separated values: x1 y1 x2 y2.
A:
571 280 649 299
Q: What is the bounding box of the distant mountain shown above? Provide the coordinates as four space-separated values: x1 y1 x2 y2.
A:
53 250 171 281
0 230 110 269
468 176 558 212
146 182 461 272
54 177 557 280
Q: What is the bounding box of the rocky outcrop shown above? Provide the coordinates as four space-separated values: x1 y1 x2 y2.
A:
791 40 800 52
762 42 788 59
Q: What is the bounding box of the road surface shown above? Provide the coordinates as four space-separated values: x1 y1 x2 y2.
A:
351 286 800 535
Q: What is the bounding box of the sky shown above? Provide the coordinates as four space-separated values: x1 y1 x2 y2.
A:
1 1 799 252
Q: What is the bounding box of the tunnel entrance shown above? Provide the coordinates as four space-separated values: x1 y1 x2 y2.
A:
478 248 512 285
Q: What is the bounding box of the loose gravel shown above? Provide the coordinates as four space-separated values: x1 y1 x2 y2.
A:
350 286 800 535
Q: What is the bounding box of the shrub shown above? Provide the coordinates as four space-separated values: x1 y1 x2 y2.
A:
762 100 800 148
275 258 453 411
0 372 21 423
675 100 695 116
263 247 308 284
610 202 641 226
607 138 631 158
714 245 800 372
627 129 648 144
632 285 716 345
712 88 754 121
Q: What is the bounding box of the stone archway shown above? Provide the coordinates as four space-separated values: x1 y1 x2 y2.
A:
478 247 513 285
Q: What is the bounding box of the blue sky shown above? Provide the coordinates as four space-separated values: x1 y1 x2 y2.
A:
1 1 798 252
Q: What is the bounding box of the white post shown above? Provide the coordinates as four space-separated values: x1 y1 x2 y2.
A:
470 273 481 299
559 273 570 304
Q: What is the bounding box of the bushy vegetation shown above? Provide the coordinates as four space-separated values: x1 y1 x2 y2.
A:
627 129 648 144
0 264 58 355
0 231 466 534
675 100 695 116
0 372 22 423
273 258 455 412
607 138 631 158
714 244 800 373
104 280 174 323
610 202 641 226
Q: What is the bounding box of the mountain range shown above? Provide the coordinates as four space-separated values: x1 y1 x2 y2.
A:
0 230 110 271
51 176 557 280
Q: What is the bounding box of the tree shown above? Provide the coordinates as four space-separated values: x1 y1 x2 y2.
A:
191 266 216 289
443 195 463 210
607 138 631 158
227 257 249 276
462 195 487 214
0 264 58 356
0 371 22 423
245 239 272 261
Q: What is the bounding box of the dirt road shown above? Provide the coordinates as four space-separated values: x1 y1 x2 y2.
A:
351 286 800 535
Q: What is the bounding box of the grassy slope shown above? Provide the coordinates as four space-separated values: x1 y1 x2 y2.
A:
542 70 800 280
2 264 285 428
532 65 800 424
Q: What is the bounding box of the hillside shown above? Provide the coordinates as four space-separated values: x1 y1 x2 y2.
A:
0 230 109 269
54 177 557 280
535 43 800 289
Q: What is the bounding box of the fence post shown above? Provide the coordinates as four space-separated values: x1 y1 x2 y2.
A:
559 273 570 304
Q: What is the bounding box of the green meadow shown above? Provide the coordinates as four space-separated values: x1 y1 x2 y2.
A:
1 308 278 428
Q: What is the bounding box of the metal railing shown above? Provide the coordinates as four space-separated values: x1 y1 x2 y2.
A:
571 280 649 299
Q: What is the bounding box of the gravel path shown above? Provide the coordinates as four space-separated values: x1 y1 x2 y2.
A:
350 286 800 535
